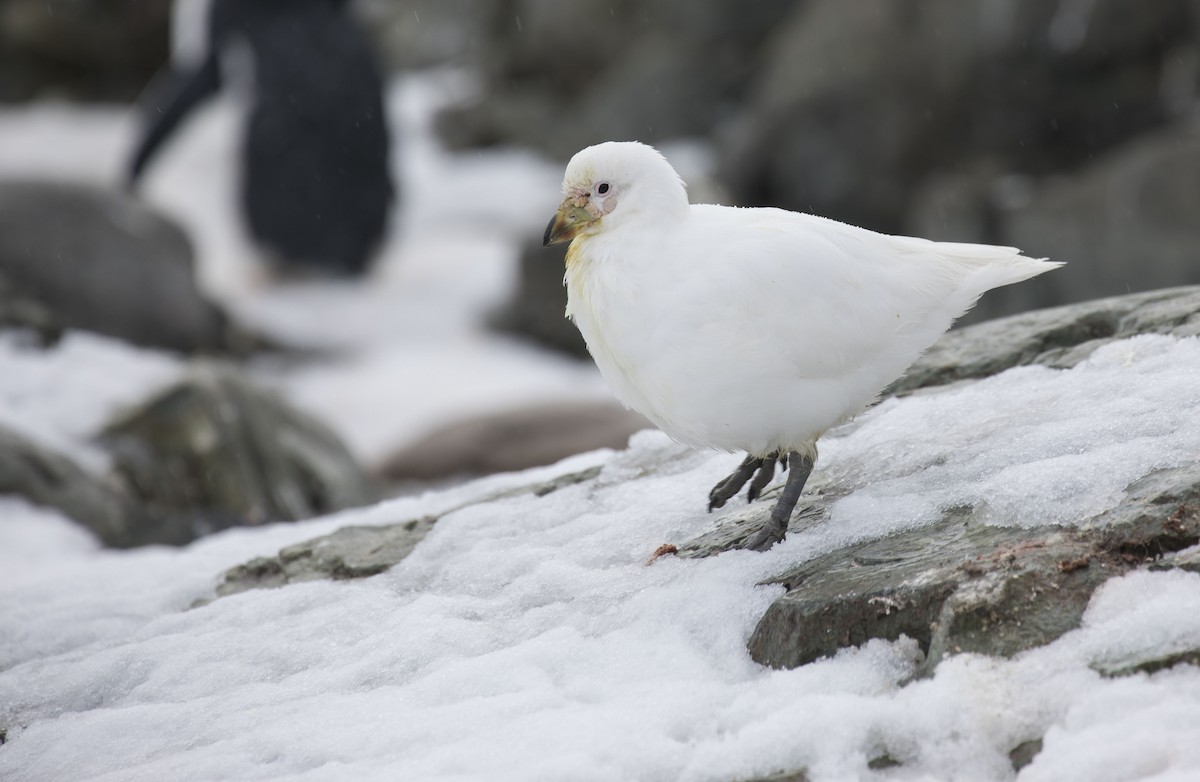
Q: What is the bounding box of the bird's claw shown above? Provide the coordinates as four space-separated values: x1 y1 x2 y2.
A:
742 519 787 552
708 453 780 511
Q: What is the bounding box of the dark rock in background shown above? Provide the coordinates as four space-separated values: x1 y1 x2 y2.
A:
0 273 63 348
434 0 1200 323
490 240 589 358
434 0 795 157
0 0 171 102
359 0 497 71
381 400 646 483
0 181 257 355
101 364 377 545
0 425 141 547
720 0 1197 233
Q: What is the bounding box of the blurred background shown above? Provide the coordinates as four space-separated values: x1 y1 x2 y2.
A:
1 0 1199 545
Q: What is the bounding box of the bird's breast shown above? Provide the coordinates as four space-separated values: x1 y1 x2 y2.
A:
563 240 666 420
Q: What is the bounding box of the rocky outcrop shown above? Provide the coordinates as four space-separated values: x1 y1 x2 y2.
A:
0 360 377 548
102 364 377 545
212 287 1200 684
0 181 267 355
740 465 1200 674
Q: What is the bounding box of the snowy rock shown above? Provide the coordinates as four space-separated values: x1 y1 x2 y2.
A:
0 425 138 547
101 363 377 546
214 517 439 598
0 180 255 355
893 285 1200 393
215 464 602 598
746 464 1200 673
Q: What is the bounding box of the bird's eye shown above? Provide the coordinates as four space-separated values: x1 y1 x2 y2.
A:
596 182 611 196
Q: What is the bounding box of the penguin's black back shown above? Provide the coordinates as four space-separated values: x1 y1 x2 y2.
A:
215 0 393 275
129 0 394 276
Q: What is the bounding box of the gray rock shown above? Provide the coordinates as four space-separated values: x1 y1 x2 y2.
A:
0 425 142 547
101 363 377 545
1009 739 1043 773
215 517 438 598
1095 649 1200 678
0 181 257 355
720 0 1195 233
743 464 1200 674
0 272 62 347
735 771 809 782
434 0 794 158
998 122 1200 306
381 401 646 483
214 464 602 598
892 285 1200 394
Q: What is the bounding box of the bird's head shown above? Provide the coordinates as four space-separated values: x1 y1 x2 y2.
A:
543 141 688 247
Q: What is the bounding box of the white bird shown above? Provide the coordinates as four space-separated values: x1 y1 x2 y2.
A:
544 141 1061 551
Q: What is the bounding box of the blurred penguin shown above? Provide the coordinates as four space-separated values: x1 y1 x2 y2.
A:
128 0 394 277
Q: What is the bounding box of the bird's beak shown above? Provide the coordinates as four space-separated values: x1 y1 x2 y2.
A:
543 202 599 247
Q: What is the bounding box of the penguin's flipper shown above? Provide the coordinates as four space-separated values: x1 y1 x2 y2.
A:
127 54 222 187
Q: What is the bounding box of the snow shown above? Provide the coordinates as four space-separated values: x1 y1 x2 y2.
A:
1 64 1200 782
4 332 1200 781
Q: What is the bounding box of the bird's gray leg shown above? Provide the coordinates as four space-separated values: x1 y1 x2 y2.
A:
708 454 763 511
743 448 816 552
746 455 779 503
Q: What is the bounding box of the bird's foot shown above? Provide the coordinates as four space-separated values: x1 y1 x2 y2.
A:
708 452 781 511
742 517 788 552
739 449 816 553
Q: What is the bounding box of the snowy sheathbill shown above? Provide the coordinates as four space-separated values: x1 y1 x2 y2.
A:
544 141 1061 552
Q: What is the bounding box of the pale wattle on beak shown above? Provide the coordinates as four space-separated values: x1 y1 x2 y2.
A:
544 203 598 246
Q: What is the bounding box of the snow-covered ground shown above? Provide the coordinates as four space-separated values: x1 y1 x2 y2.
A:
3 76 1200 781
3 332 1200 781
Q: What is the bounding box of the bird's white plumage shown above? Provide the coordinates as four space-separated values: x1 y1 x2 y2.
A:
557 142 1061 457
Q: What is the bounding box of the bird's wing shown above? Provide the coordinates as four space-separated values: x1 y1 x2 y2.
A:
668 205 1048 384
